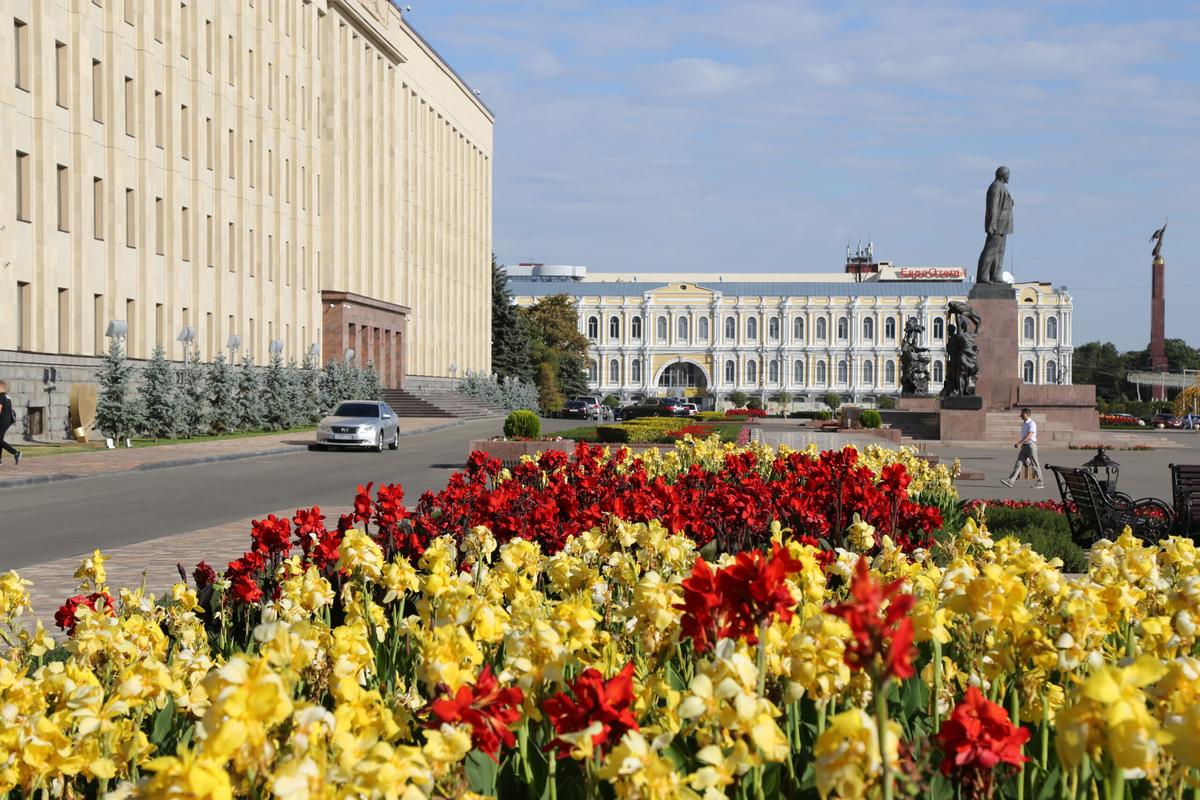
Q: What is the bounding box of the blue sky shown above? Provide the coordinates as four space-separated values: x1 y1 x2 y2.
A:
408 1 1200 350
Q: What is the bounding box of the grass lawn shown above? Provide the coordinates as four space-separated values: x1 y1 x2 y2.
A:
554 421 744 444
13 426 317 459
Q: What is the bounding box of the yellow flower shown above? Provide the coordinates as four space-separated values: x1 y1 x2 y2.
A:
138 749 233 800
74 550 109 591
1164 704 1200 768
814 708 900 799
1057 656 1167 773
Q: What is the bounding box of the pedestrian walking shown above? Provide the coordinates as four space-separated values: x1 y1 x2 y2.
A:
1001 407 1042 489
0 380 21 466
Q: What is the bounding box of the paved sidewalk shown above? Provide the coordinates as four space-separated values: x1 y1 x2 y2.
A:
18 506 352 630
0 418 456 489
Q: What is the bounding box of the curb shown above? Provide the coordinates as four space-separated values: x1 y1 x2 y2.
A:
0 418 475 490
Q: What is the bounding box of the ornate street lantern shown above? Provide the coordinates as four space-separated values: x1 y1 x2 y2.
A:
1081 447 1120 494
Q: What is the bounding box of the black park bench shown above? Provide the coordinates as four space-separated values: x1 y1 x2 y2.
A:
1169 463 1200 537
1047 465 1175 545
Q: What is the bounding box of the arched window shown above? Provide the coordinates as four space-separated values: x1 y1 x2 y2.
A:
656 316 667 342
768 317 780 340
631 358 642 382
932 360 944 383
746 360 758 384
746 317 758 341
836 317 849 340
837 359 849 384
609 316 620 340
862 360 874 384
1046 360 1058 384
932 318 945 340
724 359 736 384
885 360 896 385
816 360 827 384
587 316 599 340
768 359 779 383
631 317 642 340
816 318 827 340
677 316 689 341
698 316 709 341
862 318 874 341
794 359 805 384
1046 317 1058 340
724 316 736 341
1023 360 1035 383
884 317 897 340
1023 317 1035 341
609 359 620 384
793 317 805 341
587 359 598 383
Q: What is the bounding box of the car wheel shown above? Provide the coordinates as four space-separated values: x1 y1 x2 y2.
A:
388 431 399 450
374 431 385 453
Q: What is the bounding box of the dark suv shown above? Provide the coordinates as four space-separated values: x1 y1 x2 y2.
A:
621 397 689 420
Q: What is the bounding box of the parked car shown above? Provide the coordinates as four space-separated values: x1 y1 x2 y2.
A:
573 396 602 419
1151 412 1183 429
314 400 400 452
621 397 689 420
560 400 591 420
682 403 698 417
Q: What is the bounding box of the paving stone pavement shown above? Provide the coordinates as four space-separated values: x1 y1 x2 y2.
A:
0 418 455 488
18 506 352 631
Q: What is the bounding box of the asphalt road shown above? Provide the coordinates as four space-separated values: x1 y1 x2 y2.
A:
0 417 580 570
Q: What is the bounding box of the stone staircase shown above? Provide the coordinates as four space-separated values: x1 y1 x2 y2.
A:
879 410 941 441
982 410 1077 444
380 388 505 420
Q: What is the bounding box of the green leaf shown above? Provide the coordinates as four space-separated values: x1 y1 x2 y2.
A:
465 750 499 794
930 772 955 800
1034 765 1062 800
150 694 176 745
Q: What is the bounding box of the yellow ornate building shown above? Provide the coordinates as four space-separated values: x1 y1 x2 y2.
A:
509 267 1072 410
2 0 492 435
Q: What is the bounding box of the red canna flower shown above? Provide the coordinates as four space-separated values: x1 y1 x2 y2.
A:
192 561 217 589
250 514 292 556
427 665 524 760
935 686 1030 796
542 663 639 759
54 591 115 634
824 557 916 681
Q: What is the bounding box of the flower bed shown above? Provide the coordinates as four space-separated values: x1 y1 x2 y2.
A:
2 441 1196 798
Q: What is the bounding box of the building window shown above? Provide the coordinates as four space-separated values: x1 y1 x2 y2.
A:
57 288 69 353
885 317 896 340
181 105 191 159
816 318 827 340
16 151 31 221
885 359 896 385
56 164 70 232
609 359 620 384
55 41 68 108
746 360 758 384
794 359 805 384
14 19 30 91
677 316 689 341
746 317 758 341
1023 317 1035 341
124 77 135 135
793 317 804 341
125 188 136 247
724 360 736 384
862 317 874 341
93 178 104 239
1046 360 1058 384
154 197 164 254
768 317 780 340
586 316 598 340
631 317 642 340
698 316 709 341
816 360 827 384
656 316 667 342
94 294 105 355
587 359 598 384
609 316 620 340
1023 360 1035 384
836 317 849 340
631 358 641 382
768 359 779 384
206 215 214 267
837 359 849 384
92 59 103 122
724 317 736 341
16 282 31 350
933 360 944 383
1046 317 1058 340
932 317 945 340
154 90 164 148
863 360 874 385
181 207 191 261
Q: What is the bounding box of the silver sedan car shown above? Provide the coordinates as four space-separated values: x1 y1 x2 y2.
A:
313 400 400 452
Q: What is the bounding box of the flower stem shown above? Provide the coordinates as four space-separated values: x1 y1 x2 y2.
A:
1011 684 1024 800
875 676 894 800
932 638 943 731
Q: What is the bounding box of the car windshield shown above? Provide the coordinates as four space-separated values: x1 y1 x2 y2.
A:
333 402 380 418
565 401 585 408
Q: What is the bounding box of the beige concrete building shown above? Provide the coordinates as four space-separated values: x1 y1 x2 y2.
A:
2 0 492 437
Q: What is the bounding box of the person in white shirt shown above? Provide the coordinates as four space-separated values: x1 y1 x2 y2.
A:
1001 408 1044 489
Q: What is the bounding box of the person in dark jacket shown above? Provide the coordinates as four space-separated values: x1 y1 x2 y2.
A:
0 380 20 465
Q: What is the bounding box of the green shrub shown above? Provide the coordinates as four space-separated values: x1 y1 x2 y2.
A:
747 396 764 411
816 410 833 421
859 409 882 429
503 410 541 439
963 505 1087 572
696 411 726 421
877 395 896 410
597 419 687 443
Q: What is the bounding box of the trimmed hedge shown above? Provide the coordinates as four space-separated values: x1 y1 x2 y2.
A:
859 409 882 429
503 410 541 439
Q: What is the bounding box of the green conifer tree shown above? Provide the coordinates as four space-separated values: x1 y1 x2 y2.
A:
95 337 137 442
206 353 237 434
140 343 180 439
262 351 290 431
233 355 264 432
300 351 324 422
177 345 209 437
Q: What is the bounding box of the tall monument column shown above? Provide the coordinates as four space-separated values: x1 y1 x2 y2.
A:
1149 223 1168 401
